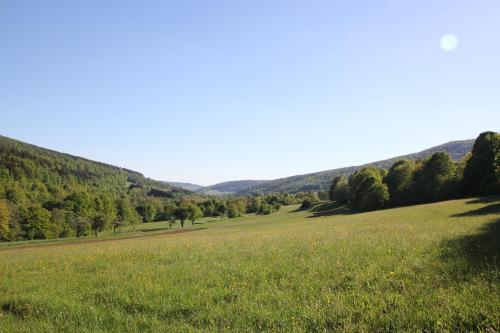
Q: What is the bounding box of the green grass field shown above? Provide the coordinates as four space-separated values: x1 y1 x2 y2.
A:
0 197 499 332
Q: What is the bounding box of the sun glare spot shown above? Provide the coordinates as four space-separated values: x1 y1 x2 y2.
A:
440 34 459 51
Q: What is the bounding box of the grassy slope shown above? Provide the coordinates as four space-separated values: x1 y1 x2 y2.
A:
0 216 224 250
0 198 499 332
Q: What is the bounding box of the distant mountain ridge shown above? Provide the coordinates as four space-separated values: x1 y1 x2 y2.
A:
163 181 204 192
197 180 269 195
240 139 475 194
163 179 269 195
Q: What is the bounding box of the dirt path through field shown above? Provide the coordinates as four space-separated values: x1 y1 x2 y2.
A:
0 228 203 252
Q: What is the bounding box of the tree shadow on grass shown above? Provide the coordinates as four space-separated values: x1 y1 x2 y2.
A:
440 199 500 278
451 202 500 217
307 205 354 218
140 226 207 233
310 201 341 212
440 217 500 276
464 196 500 205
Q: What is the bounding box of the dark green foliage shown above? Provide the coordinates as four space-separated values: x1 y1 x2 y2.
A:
328 133 498 213
349 167 389 211
147 188 174 198
413 152 458 203
357 182 389 211
160 201 178 228
117 196 141 226
257 203 272 215
317 190 329 201
186 204 202 226
256 193 299 213
91 214 108 236
51 208 73 237
20 205 56 240
300 199 313 210
243 192 300 215
215 202 227 219
64 191 93 218
226 198 247 218
341 152 459 211
200 199 217 217
0 200 9 239
246 197 261 213
298 192 319 211
384 160 415 206
136 202 156 223
74 217 90 237
462 131 500 195
328 176 349 204
328 179 336 201
5 204 21 241
227 203 240 218
112 220 124 233
96 193 117 225
174 204 191 228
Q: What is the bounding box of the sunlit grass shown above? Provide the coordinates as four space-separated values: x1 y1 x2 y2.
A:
0 198 499 332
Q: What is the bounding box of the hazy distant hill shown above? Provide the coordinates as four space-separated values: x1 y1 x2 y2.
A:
163 181 204 192
241 139 474 194
197 180 269 195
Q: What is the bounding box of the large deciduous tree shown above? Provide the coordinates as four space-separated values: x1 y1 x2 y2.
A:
384 160 415 206
174 204 191 228
348 167 389 211
462 131 500 195
187 204 202 227
413 152 457 203
91 214 108 236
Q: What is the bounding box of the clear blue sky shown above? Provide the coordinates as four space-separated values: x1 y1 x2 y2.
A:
1 1 499 185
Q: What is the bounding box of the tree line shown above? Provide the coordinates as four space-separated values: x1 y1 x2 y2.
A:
327 131 499 212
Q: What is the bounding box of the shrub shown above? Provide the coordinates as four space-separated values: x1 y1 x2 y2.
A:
300 199 313 210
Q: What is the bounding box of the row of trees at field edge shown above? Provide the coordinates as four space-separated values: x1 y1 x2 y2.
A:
0 188 304 241
327 131 499 212
0 134 308 241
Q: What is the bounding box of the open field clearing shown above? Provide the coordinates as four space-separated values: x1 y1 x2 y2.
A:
0 197 499 332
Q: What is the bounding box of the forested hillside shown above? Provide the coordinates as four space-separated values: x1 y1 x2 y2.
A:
0 135 307 242
0 135 199 240
242 139 474 194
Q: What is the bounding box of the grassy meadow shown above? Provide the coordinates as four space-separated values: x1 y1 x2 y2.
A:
0 197 499 332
